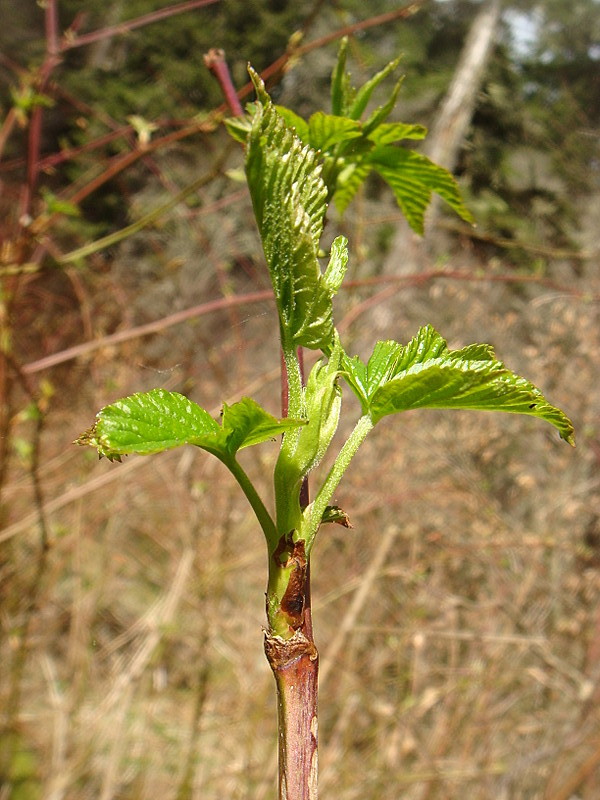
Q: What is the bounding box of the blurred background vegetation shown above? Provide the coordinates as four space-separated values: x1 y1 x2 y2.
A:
1 1 599 798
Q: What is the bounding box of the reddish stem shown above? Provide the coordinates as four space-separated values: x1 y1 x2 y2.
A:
60 0 221 52
21 0 62 220
265 632 319 800
204 49 244 117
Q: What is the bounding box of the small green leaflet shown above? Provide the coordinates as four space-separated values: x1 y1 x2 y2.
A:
75 389 306 462
220 398 305 454
330 35 352 116
341 325 575 445
369 145 473 235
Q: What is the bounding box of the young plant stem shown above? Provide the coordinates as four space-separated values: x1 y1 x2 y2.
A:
265 334 319 800
273 341 307 535
305 414 374 552
203 55 320 793
263 416 374 798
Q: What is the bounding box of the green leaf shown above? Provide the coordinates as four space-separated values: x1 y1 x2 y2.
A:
332 158 372 215
307 112 362 151
331 36 351 116
361 77 404 136
11 85 54 114
275 105 310 141
246 68 342 350
75 389 305 461
220 397 305 455
341 326 575 445
75 389 220 460
341 340 405 408
40 188 81 218
367 121 428 146
348 57 401 121
370 145 475 234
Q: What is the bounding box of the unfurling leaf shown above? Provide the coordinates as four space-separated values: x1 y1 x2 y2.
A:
246 68 343 350
341 326 575 445
323 236 349 294
75 389 305 462
290 337 343 478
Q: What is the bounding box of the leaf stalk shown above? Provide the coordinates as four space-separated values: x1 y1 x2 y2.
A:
304 414 374 552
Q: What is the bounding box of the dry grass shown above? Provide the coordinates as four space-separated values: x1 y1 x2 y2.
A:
2 208 600 799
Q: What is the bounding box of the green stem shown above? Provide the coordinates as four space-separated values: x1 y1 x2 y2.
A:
273 339 306 535
221 455 277 546
304 414 374 552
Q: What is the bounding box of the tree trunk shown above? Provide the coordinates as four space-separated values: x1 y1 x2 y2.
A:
382 0 502 272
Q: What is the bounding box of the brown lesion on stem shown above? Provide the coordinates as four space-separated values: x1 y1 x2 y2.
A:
273 531 309 631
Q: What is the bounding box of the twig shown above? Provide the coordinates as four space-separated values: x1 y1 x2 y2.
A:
243 1 427 95
20 0 62 220
204 49 244 116
22 289 273 375
60 0 221 51
54 143 234 263
21 266 596 377
438 219 596 261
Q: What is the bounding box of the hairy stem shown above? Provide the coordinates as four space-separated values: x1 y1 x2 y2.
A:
273 341 306 534
304 414 373 552
282 340 304 419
